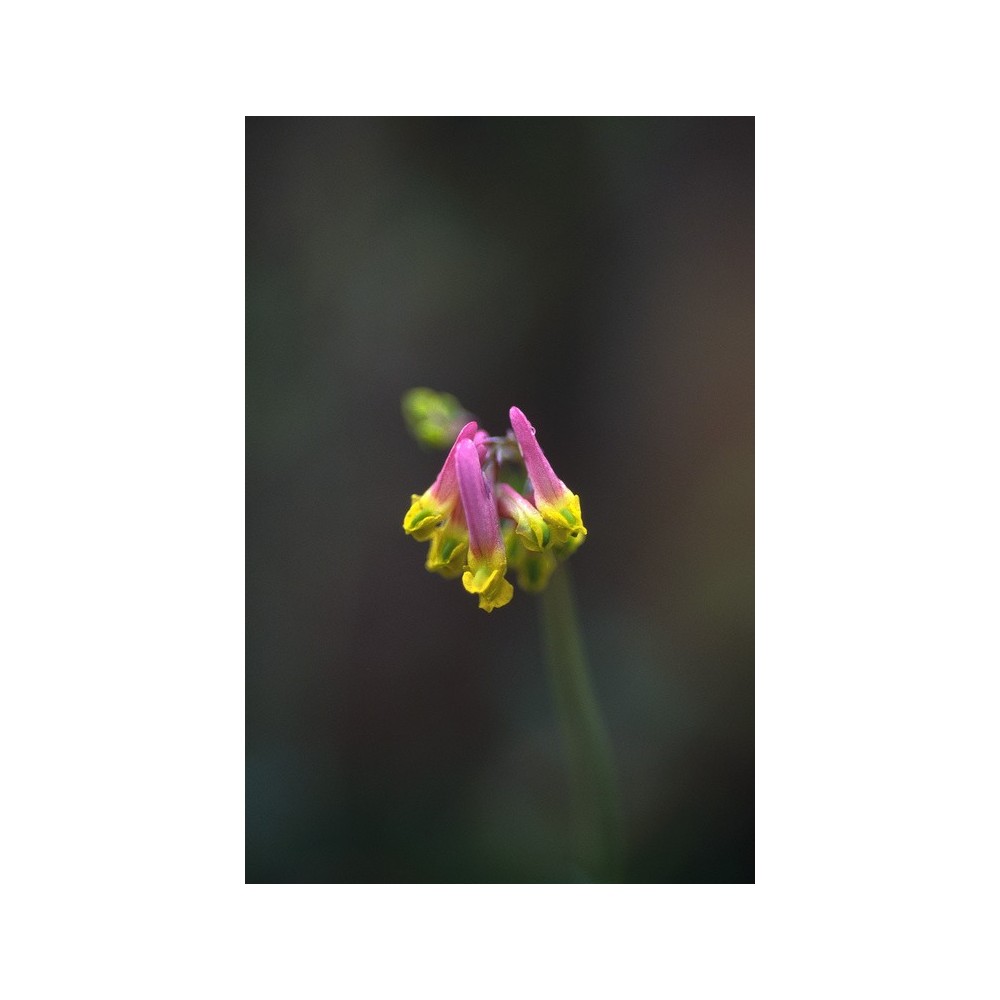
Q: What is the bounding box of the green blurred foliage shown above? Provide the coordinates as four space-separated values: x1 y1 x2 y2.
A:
401 387 472 449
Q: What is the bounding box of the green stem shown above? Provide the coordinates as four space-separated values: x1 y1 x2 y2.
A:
539 563 624 882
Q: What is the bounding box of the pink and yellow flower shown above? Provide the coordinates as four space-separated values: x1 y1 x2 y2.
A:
508 406 587 547
402 421 478 577
455 439 513 612
403 402 585 612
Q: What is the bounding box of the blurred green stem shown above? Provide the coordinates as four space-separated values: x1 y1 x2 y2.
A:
539 564 624 882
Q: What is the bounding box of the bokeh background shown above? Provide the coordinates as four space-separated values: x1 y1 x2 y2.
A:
246 117 754 883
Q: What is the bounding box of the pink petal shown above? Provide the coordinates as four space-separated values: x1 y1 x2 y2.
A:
429 420 479 501
455 438 503 559
508 406 564 504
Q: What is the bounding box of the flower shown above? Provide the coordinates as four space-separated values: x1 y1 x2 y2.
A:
504 523 559 593
495 481 549 551
455 439 514 612
403 421 478 576
403 398 586 611
508 406 587 547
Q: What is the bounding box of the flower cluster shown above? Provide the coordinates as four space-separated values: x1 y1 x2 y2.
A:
403 405 587 611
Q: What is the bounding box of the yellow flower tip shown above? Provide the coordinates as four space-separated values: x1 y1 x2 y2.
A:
537 492 587 544
495 482 550 552
516 518 549 552
554 530 586 559
513 548 558 593
403 493 446 542
503 512 575 592
462 565 514 612
424 528 468 579
461 553 514 612
477 579 514 612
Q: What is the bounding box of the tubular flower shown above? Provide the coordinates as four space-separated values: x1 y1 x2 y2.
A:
402 395 586 611
504 523 559 593
403 420 478 577
423 502 468 578
495 482 550 552
455 439 514 612
403 420 478 540
508 406 587 547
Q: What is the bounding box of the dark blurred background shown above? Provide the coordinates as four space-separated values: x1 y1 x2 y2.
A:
246 117 753 883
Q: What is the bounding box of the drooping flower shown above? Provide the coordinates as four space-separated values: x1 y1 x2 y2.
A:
508 406 587 547
455 439 514 612
402 396 586 611
403 421 478 576
495 481 550 551
504 522 559 593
